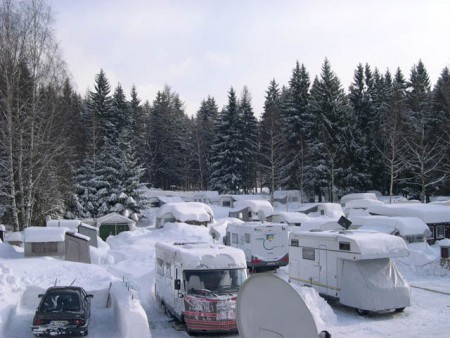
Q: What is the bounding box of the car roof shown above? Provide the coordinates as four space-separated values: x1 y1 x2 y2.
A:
44 286 86 293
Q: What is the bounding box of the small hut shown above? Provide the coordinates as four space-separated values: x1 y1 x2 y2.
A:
95 212 136 241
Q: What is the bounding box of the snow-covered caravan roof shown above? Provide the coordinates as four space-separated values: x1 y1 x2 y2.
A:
340 193 378 206
46 219 81 230
358 216 430 236
345 198 384 209
368 204 450 223
294 218 344 232
266 211 310 224
290 230 409 259
155 242 246 269
232 199 273 215
24 226 70 243
156 202 214 222
297 203 344 219
228 221 287 230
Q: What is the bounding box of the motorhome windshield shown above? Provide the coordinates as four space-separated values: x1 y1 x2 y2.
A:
184 269 246 295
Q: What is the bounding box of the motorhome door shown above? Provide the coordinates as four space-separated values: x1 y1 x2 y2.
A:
318 245 328 295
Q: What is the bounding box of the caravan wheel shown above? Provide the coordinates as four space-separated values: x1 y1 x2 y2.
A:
395 307 405 313
356 308 369 316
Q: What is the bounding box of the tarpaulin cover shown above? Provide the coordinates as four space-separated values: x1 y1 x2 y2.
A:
340 258 410 311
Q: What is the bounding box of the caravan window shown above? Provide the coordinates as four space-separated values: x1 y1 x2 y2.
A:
165 262 172 278
157 258 164 276
302 247 315 261
244 233 250 243
339 242 351 251
232 233 238 244
436 225 445 239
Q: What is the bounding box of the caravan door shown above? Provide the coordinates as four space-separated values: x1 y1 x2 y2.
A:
318 245 328 295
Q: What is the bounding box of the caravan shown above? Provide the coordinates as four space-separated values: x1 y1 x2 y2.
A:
225 222 289 270
288 230 411 314
154 242 247 334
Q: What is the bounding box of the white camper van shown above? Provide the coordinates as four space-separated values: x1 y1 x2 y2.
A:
289 230 410 315
225 222 289 270
154 242 247 334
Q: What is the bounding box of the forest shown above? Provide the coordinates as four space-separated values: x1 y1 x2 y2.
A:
0 0 449 229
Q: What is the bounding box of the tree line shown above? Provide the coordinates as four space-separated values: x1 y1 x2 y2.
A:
1 0 449 229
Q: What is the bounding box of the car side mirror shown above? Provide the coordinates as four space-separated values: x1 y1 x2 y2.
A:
86 294 94 299
174 279 181 290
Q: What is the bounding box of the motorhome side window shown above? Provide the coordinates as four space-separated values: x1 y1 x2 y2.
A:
302 247 315 260
291 239 299 247
165 262 171 278
232 233 238 244
339 242 351 251
244 233 250 243
436 225 445 239
157 258 164 276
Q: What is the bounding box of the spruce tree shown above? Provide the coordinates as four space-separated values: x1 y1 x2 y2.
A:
209 87 243 193
238 87 259 193
259 80 285 200
283 62 310 192
307 59 348 202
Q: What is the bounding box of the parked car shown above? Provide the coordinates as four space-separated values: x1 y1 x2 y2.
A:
31 286 93 337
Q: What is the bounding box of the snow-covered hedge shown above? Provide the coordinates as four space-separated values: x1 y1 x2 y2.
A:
110 281 151 338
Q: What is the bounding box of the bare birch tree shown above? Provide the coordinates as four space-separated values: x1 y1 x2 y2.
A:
0 0 67 230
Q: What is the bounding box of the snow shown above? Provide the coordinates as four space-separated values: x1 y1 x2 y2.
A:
1 203 450 337
23 226 70 243
232 199 273 215
368 203 450 223
340 192 378 206
356 216 430 236
156 202 214 222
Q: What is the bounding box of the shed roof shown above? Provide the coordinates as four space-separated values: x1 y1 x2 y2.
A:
24 226 70 243
96 212 136 226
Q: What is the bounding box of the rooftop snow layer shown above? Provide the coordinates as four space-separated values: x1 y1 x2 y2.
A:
157 202 214 222
24 226 70 243
368 203 450 223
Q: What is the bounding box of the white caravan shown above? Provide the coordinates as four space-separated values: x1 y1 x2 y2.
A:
154 242 247 335
225 222 289 270
289 230 410 315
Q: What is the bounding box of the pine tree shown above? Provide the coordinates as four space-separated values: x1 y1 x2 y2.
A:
238 87 259 193
259 80 285 200
195 96 218 190
283 62 310 192
209 87 243 193
307 59 349 202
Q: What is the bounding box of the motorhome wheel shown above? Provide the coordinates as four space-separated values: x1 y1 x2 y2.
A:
356 308 369 316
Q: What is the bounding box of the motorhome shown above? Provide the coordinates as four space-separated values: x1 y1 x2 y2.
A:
154 242 247 335
224 222 289 270
289 230 410 315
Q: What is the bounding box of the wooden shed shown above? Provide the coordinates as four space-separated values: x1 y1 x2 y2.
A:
95 212 136 240
24 226 68 258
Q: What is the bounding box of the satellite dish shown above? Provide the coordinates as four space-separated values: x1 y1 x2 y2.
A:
237 274 330 338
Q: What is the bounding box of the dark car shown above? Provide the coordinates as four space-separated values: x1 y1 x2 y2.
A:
31 286 93 337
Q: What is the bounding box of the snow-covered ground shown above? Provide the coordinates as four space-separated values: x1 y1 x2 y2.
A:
1 204 450 337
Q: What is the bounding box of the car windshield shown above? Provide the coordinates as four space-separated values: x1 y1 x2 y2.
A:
41 292 81 312
184 269 246 295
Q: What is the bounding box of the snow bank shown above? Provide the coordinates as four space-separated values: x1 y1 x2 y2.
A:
290 283 337 331
110 281 151 338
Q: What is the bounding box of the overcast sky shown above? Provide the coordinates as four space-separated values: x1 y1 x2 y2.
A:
49 0 450 117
